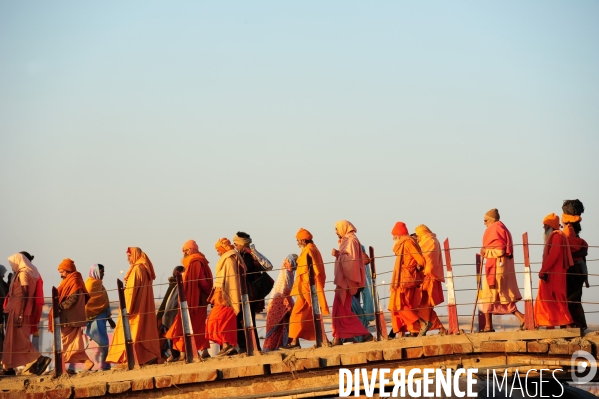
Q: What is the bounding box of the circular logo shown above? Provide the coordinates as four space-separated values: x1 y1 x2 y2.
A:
571 350 597 384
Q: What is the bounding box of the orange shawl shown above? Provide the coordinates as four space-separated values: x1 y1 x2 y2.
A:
49 271 89 332
85 277 109 319
125 247 156 281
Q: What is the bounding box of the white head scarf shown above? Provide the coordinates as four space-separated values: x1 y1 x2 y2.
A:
7 253 40 279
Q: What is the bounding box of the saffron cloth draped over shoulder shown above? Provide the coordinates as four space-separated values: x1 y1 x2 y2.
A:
106 247 161 365
85 264 110 319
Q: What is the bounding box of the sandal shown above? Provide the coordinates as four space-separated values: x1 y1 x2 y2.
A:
418 322 432 337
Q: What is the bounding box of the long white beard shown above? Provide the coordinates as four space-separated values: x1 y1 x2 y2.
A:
543 227 554 244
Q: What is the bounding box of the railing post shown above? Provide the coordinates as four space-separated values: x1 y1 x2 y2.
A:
117 279 138 369
369 246 388 341
175 271 198 362
237 262 258 356
51 287 65 377
522 232 535 330
476 254 486 332
442 239 459 334
307 254 329 347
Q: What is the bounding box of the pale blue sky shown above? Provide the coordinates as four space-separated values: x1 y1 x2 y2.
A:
1 1 598 322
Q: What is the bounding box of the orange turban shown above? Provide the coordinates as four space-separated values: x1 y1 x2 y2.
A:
415 224 432 237
391 222 408 237
485 208 500 221
296 228 313 241
562 214 582 224
214 237 234 253
58 258 76 273
543 213 560 230
182 239 199 251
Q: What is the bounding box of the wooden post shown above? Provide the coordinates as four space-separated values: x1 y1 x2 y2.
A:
476 254 486 332
442 239 459 334
522 232 535 330
307 254 329 347
117 279 138 369
369 246 388 341
238 262 258 356
175 271 198 362
51 287 65 377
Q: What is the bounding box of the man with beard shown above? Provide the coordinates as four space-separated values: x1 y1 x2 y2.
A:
284 228 330 349
232 232 263 352
479 209 524 332
166 240 213 360
534 213 574 328
1 253 51 376
331 220 373 345
49 259 92 373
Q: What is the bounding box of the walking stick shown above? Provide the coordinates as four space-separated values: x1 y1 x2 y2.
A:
470 254 482 333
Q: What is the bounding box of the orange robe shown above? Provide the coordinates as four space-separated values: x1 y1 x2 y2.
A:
480 221 522 314
288 243 329 341
107 249 161 365
2 257 41 369
48 271 91 365
206 250 243 346
416 230 445 332
389 236 442 333
166 252 213 351
534 230 573 327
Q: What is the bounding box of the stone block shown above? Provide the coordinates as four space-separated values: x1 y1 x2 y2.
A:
527 342 549 353
73 383 107 398
366 350 383 362
340 353 368 366
319 355 341 367
45 387 72 399
221 364 265 379
404 347 423 359
549 344 570 355
131 377 153 391
505 341 527 353
480 341 506 352
296 358 320 370
171 370 218 385
154 375 172 389
424 344 453 357
452 343 473 354
383 348 403 361
270 362 292 374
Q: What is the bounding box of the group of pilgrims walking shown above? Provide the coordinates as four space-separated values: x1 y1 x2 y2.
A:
0 200 590 376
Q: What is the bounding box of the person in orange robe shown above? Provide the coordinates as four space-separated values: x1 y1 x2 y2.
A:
479 208 524 332
1 253 51 376
284 228 330 349
331 220 372 345
388 222 434 337
166 240 213 361
534 213 574 328
206 238 243 356
562 213 589 330
414 224 447 335
49 258 92 373
106 247 161 367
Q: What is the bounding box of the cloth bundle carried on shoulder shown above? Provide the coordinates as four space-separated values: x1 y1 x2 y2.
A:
249 244 273 271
